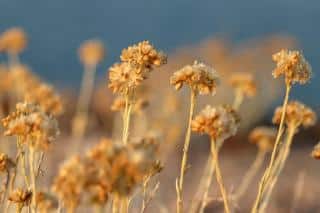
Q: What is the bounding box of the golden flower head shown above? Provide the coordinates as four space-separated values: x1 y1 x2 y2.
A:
249 126 277 152
272 101 317 129
0 153 15 173
108 62 145 94
170 61 219 95
311 142 320 160
229 72 257 97
120 40 167 71
2 102 60 150
79 39 105 66
272 49 311 85
0 27 27 54
9 188 32 207
191 105 240 141
24 83 64 116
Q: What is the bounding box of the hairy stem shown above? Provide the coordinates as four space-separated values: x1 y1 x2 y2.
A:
176 90 196 213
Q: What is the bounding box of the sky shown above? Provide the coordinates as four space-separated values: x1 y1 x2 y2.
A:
0 0 319 107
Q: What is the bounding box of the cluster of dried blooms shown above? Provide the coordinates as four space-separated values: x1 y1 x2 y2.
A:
78 39 105 67
229 72 257 98
249 126 277 152
111 96 148 114
0 27 27 55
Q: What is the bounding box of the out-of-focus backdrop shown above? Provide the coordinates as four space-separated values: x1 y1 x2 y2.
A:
0 0 319 106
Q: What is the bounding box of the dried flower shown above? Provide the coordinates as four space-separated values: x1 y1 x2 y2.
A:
36 192 58 213
191 105 240 141
0 153 15 173
311 142 320 160
8 188 32 207
120 40 167 71
272 101 317 129
0 27 27 54
2 102 60 150
170 61 219 95
229 72 257 98
249 127 277 152
79 40 105 66
111 96 148 114
272 49 311 85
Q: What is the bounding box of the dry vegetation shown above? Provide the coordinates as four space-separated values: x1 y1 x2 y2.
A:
0 27 319 213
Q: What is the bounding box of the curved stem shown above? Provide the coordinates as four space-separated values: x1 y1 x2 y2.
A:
210 138 230 213
252 84 291 213
176 90 196 213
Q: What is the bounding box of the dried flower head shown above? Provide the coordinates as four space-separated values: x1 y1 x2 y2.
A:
8 188 32 207
191 105 240 141
111 96 148 114
170 61 219 95
79 40 105 66
311 142 320 160
2 102 60 150
36 192 58 213
249 126 277 152
0 153 15 173
108 62 145 94
272 49 311 85
120 40 167 71
272 101 317 129
0 27 27 54
229 72 257 97
24 83 64 116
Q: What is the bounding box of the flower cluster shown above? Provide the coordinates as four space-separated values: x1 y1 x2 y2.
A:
229 72 257 98
191 105 240 141
78 40 105 66
272 101 317 129
311 142 320 160
170 61 219 95
249 126 277 152
0 27 27 54
108 41 167 94
272 49 312 85
8 188 32 208
36 191 58 213
2 102 60 150
0 153 15 173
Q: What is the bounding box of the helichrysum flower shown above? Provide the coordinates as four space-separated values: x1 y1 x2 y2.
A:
8 188 32 207
120 40 167 72
272 101 317 129
170 61 219 95
0 27 27 54
229 72 257 97
79 40 105 66
191 105 240 141
272 49 311 85
311 142 320 160
0 153 15 173
249 127 277 152
2 102 60 150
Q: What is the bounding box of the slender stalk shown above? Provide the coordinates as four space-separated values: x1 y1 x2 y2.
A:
198 156 214 213
252 85 291 213
290 171 305 213
8 52 20 68
112 194 120 213
233 90 244 110
122 91 133 145
233 150 266 201
210 138 230 213
72 64 96 138
29 147 37 213
120 197 128 213
176 90 196 213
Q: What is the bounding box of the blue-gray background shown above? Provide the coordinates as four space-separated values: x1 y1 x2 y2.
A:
0 0 319 107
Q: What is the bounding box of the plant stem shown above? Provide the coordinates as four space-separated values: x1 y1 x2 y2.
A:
198 155 214 213
210 138 230 213
233 90 244 110
122 91 133 145
112 194 120 213
252 84 291 213
233 150 266 201
29 147 37 213
176 90 196 213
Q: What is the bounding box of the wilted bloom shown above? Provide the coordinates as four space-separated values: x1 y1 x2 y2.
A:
2 102 60 150
229 72 257 98
24 83 64 116
120 40 167 72
311 142 320 160
272 101 317 129
108 62 145 94
170 61 219 95
79 40 105 66
0 27 27 54
111 96 148 114
249 127 277 152
191 105 240 141
8 188 32 207
272 49 311 85
0 153 15 173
